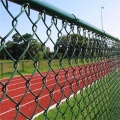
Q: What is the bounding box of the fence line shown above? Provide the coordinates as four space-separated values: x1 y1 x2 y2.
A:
0 60 33 76
0 0 120 120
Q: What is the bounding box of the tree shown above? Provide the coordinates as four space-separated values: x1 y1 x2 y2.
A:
54 34 108 59
1 33 50 60
54 34 88 58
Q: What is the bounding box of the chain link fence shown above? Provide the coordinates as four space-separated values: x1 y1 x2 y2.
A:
0 0 120 120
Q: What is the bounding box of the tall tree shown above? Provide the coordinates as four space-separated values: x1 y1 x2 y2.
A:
54 34 88 58
2 33 50 60
54 34 108 59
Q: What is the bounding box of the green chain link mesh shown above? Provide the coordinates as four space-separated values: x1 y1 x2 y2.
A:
0 0 120 120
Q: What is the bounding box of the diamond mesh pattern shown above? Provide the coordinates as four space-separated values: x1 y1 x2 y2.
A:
0 0 120 120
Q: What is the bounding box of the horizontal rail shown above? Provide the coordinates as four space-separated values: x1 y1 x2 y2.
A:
9 0 120 42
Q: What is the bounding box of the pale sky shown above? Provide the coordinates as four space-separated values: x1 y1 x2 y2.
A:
45 0 120 39
0 0 120 51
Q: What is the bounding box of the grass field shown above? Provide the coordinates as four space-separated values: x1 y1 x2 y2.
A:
34 69 120 120
0 58 90 79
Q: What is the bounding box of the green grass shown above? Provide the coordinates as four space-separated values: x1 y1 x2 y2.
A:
35 69 120 120
0 57 100 79
0 58 86 79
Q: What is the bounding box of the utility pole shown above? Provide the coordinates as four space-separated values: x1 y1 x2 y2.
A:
101 6 104 31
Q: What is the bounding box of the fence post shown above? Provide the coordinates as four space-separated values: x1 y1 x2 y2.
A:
1 63 3 76
22 61 24 71
38 61 40 70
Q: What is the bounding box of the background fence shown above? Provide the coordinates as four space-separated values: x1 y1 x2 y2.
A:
0 0 120 120
0 60 34 76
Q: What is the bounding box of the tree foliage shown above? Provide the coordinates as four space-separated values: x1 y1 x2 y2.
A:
54 34 108 58
0 33 50 60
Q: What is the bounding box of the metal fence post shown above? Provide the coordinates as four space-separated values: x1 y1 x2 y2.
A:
1 63 3 76
22 61 24 71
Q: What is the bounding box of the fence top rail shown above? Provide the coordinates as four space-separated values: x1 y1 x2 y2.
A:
9 0 119 42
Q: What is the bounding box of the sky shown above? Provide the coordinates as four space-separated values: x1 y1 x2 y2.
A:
0 0 120 51
44 0 120 39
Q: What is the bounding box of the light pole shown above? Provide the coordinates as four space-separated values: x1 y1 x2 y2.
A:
101 6 104 31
